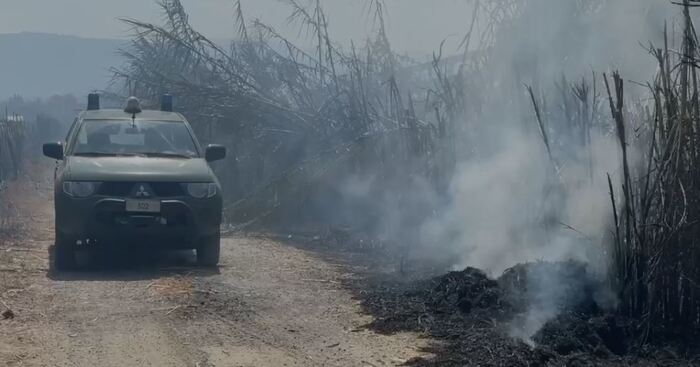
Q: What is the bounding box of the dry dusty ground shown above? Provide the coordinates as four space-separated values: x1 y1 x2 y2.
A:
0 166 431 367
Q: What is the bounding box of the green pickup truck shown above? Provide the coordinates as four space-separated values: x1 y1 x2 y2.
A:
43 94 226 270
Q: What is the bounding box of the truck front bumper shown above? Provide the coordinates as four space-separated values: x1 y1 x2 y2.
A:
55 194 222 248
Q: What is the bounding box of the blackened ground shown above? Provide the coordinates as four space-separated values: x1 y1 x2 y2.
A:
352 261 700 366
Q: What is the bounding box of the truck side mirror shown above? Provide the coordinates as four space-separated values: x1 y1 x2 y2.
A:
43 142 64 160
205 144 226 162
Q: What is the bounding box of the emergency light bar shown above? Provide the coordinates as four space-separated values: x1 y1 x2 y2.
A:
87 93 100 110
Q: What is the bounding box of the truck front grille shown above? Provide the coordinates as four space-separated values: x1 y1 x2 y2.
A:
97 182 185 198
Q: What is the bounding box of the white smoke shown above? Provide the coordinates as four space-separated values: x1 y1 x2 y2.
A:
417 125 625 341
329 0 665 343
421 127 620 273
408 0 672 342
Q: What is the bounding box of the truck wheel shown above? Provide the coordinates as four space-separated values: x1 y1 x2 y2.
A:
55 233 76 271
196 233 220 267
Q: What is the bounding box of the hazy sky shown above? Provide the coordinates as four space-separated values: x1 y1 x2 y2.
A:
0 0 473 56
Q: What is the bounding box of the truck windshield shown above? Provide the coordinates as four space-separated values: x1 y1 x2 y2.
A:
71 119 199 158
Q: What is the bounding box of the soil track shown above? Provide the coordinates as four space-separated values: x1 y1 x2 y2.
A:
0 167 429 366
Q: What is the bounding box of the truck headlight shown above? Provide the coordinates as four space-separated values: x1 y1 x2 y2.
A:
63 181 98 198
183 183 217 198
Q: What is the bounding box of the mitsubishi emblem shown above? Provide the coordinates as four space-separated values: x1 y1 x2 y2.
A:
135 184 151 197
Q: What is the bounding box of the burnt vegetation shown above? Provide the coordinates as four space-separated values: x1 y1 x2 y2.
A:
0 115 25 232
0 94 75 234
359 262 634 366
605 0 700 346
105 0 700 364
111 0 470 238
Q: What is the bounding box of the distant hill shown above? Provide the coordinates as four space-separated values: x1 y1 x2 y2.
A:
0 32 124 99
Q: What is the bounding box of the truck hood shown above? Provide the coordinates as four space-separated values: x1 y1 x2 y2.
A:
64 156 215 182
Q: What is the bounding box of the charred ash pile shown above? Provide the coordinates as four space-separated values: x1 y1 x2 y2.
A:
362 261 697 366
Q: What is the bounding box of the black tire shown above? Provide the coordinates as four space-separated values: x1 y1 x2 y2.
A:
196 233 220 267
55 232 76 271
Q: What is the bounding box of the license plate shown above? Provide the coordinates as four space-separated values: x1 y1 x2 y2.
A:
125 199 161 213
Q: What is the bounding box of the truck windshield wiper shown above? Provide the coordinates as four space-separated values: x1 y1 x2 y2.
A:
73 152 147 157
141 152 193 159
73 152 121 157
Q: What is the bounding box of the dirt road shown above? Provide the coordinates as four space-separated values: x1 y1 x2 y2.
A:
0 170 428 366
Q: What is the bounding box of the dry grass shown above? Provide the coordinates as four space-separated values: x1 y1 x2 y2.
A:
148 276 195 298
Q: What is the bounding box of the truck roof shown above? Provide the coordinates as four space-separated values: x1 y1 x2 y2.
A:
79 109 185 122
